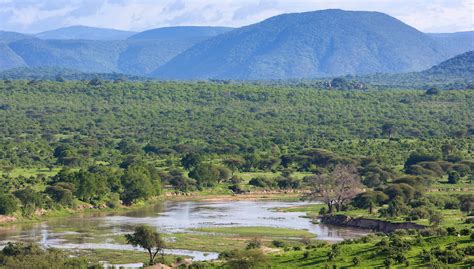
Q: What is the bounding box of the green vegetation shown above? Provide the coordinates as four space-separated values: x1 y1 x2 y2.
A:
193 226 314 238
0 79 472 268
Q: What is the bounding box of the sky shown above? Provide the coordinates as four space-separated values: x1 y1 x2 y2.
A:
0 0 473 34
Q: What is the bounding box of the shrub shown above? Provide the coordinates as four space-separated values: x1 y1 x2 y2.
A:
303 251 310 259
272 240 286 248
0 192 19 215
446 227 457 236
246 238 262 249
352 256 361 266
448 170 460 184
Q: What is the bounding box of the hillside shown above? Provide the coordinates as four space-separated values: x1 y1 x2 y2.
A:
128 26 233 40
428 31 474 58
0 27 231 74
353 51 474 88
424 50 474 76
0 26 234 75
153 9 454 79
35 25 136 40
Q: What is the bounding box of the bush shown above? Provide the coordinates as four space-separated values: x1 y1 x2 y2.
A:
272 240 286 248
448 170 461 184
446 227 457 236
248 176 275 188
0 192 19 215
303 251 310 259
352 256 361 266
246 238 262 249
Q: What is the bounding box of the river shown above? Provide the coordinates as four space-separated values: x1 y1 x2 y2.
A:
0 200 369 266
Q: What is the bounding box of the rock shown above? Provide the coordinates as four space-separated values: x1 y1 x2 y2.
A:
320 214 427 233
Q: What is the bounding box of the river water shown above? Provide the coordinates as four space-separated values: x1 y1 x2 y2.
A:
0 200 368 264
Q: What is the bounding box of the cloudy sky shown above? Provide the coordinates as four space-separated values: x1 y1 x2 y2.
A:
0 0 472 33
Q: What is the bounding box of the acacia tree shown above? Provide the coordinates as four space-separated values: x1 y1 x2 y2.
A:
125 225 166 265
306 165 362 213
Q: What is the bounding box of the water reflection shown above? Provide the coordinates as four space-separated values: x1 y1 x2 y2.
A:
0 200 369 261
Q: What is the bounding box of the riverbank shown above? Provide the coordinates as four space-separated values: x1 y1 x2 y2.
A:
0 191 303 226
319 214 428 233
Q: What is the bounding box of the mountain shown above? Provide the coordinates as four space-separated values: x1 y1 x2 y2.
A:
120 27 233 74
35 25 136 40
153 9 455 80
8 38 127 73
128 26 233 40
428 31 474 58
423 50 474 77
0 31 34 69
353 51 474 89
0 26 231 74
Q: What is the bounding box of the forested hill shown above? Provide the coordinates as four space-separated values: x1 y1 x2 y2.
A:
153 9 452 79
353 51 474 89
424 51 474 76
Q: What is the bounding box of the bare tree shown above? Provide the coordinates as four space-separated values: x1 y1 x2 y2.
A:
306 165 362 214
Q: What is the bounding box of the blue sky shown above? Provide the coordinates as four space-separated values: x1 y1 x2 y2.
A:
0 0 472 33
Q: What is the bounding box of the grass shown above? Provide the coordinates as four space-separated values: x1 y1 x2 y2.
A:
192 226 314 238
69 249 182 266
268 234 473 268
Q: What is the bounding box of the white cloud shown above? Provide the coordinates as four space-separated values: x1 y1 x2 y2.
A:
0 0 472 33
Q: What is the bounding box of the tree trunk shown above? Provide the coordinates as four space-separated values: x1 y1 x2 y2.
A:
147 249 154 265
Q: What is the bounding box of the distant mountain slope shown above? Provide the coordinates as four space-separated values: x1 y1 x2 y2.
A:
424 50 474 76
120 27 234 74
0 27 233 75
153 9 451 80
118 39 200 75
354 51 474 88
0 31 33 69
128 26 233 40
35 25 136 40
8 39 127 73
428 31 474 58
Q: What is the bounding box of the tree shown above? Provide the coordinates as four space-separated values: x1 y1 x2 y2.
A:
448 170 460 184
306 165 362 213
12 187 43 216
0 192 18 215
381 123 396 138
188 163 219 188
181 153 202 170
120 165 157 205
223 157 244 174
352 191 388 214
125 225 165 265
426 87 440 95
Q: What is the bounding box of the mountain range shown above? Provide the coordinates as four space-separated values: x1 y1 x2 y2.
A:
0 9 473 79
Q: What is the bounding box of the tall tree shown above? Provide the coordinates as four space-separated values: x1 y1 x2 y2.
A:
306 165 362 213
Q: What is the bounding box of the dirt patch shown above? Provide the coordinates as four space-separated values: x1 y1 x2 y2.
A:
0 215 17 224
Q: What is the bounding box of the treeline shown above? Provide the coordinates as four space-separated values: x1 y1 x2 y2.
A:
0 162 162 216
